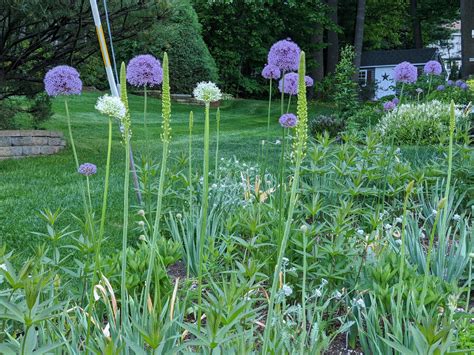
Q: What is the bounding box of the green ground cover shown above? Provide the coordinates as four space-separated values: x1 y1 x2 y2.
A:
0 92 332 252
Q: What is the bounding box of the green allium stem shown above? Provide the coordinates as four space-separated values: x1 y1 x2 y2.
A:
119 61 133 324
65 99 79 169
144 53 171 303
266 79 273 142
263 51 308 353
300 228 308 352
198 101 211 330
281 71 286 116
144 85 149 154
286 94 292 113
189 111 194 211
214 108 220 178
396 180 414 322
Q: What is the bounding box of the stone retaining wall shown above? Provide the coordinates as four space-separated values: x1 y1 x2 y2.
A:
0 130 66 160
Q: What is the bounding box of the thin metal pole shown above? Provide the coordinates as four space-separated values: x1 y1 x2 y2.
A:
89 0 142 205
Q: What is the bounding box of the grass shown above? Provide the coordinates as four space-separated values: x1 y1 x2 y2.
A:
0 91 334 254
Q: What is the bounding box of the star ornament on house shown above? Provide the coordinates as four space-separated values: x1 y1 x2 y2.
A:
382 73 390 81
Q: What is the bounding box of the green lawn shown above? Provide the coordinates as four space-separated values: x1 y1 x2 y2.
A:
0 92 333 253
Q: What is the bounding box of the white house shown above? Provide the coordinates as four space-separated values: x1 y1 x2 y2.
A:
359 48 443 99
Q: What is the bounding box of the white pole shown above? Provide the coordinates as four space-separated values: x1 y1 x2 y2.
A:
89 0 119 97
89 0 143 205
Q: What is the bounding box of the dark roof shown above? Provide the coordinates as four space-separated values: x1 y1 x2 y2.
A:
361 48 438 67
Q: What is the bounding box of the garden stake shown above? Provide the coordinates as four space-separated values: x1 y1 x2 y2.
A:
89 0 142 205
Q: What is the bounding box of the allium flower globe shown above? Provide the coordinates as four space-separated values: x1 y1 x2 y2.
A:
423 60 442 75
261 64 281 80
44 65 82 96
126 54 163 87
278 73 313 95
392 97 400 105
279 113 298 128
383 101 396 111
95 95 126 119
393 61 417 83
193 82 222 103
78 163 97 176
447 80 454 86
437 85 445 91
267 39 301 72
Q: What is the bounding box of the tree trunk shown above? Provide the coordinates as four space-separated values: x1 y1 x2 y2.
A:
410 0 423 48
353 0 366 79
311 28 325 98
461 0 474 78
326 0 339 74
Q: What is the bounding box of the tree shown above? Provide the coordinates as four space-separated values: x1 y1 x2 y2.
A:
353 0 365 76
326 0 339 74
0 0 168 100
410 0 423 48
461 0 474 78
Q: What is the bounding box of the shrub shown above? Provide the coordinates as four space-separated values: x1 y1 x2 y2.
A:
376 100 463 145
333 45 359 119
309 114 344 138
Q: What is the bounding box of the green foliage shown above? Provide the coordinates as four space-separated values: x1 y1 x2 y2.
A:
0 94 52 129
118 0 218 94
333 45 359 119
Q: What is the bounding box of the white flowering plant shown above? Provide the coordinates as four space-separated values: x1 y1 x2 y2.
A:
376 100 464 145
193 81 222 103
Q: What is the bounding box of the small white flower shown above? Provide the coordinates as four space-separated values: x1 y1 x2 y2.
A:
0 264 6 271
137 209 145 217
432 209 437 216
211 183 218 189
282 284 293 297
176 213 183 220
355 298 365 308
275 139 281 145
193 81 222 103
300 224 308 233
95 94 126 119
395 217 403 224
314 288 322 297
333 290 342 299
138 221 145 228
356 229 364 236
321 278 328 286
453 214 461 221
282 257 289 267
139 235 146 241
384 223 392 230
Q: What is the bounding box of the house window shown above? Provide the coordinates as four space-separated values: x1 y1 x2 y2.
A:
359 69 368 87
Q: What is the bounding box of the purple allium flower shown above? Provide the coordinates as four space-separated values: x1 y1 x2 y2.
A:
383 101 396 111
437 85 445 91
423 60 442 75
126 54 163 87
455 79 465 87
447 80 454 86
460 83 469 90
416 88 423 94
78 163 97 176
44 66 82 96
279 113 298 128
393 61 418 84
268 39 301 72
392 97 400 105
278 72 299 95
278 73 313 95
261 64 281 80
